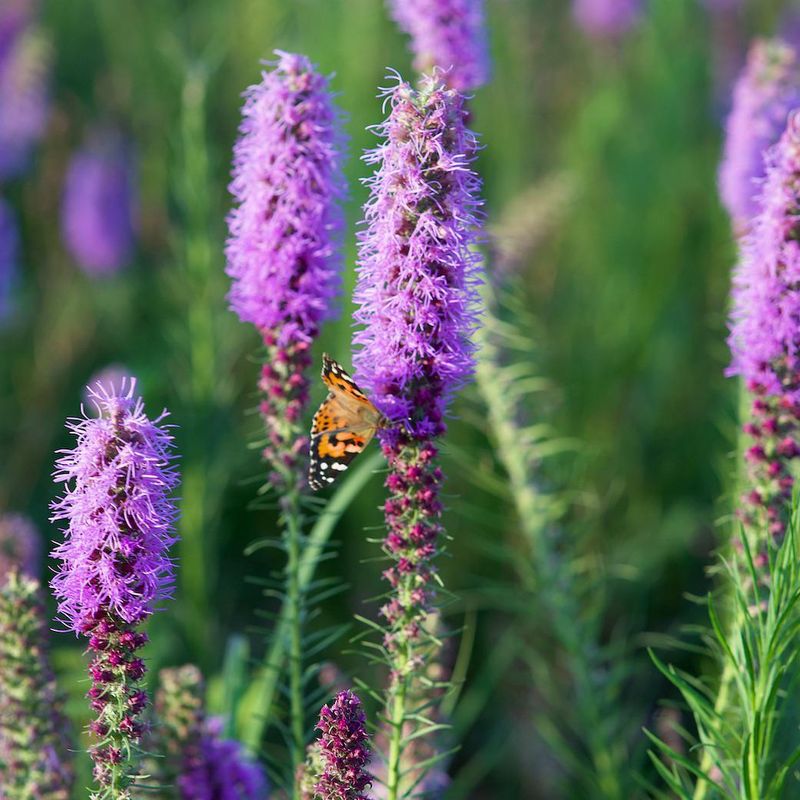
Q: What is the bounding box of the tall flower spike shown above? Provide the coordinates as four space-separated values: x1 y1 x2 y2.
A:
386 0 490 91
719 39 800 234
0 572 75 799
61 130 137 276
143 664 268 800
50 379 179 797
571 0 642 39
315 691 372 800
0 196 19 323
0 512 40 580
225 51 345 486
353 71 482 797
0 4 49 180
727 110 800 544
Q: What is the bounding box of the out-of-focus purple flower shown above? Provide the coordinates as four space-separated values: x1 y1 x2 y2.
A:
0 197 19 323
0 3 48 180
0 512 40 580
572 0 642 38
50 379 178 794
225 51 345 488
353 72 482 437
387 0 490 91
150 665 268 800
727 110 800 539
315 690 371 800
0 572 75 799
61 131 137 276
719 39 800 234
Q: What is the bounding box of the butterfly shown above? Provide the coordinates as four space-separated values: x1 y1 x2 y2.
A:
308 355 384 491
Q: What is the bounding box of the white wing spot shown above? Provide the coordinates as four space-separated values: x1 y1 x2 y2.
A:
331 462 347 471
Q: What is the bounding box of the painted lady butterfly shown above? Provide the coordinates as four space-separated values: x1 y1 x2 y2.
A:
308 354 384 491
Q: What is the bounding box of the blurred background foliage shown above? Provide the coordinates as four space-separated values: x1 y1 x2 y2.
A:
1 0 794 796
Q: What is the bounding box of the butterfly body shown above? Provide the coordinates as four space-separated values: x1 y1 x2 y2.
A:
308 355 384 491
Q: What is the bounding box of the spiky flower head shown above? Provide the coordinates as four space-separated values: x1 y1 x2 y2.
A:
315 690 371 800
61 130 137 276
0 512 40 580
387 0 489 91
727 110 800 540
0 3 48 180
50 379 178 631
0 571 75 799
0 195 18 324
353 72 482 439
225 50 345 345
572 0 642 38
719 39 800 234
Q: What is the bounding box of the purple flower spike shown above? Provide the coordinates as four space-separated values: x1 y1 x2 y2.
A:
387 0 490 91
0 197 19 323
315 690 372 800
353 72 482 437
0 512 40 580
225 51 345 487
719 39 800 234
572 0 642 39
50 379 178 795
61 131 137 276
727 110 800 540
0 6 49 180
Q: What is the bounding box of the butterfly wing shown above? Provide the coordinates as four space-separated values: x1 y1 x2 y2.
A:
308 356 381 491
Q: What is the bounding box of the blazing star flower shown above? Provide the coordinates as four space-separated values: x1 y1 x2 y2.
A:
147 664 268 800
315 691 372 800
0 2 48 180
50 379 178 795
572 0 642 39
0 572 75 799
225 51 345 486
61 131 137 276
727 110 800 541
386 0 490 91
0 197 19 323
719 39 800 234
0 512 40 580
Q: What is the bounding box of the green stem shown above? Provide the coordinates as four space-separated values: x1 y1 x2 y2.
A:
386 676 409 800
284 487 305 795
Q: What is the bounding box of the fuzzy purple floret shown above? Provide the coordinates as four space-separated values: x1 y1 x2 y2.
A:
572 0 641 38
50 379 178 632
719 39 800 233
177 717 269 800
0 197 18 322
225 51 345 347
315 690 371 800
0 7 48 180
387 0 490 91
727 110 800 397
61 132 137 276
353 72 482 438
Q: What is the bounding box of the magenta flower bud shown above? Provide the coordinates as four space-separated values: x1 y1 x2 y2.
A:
572 0 642 39
50 379 178 794
387 0 490 91
61 130 137 276
314 691 372 800
719 39 800 234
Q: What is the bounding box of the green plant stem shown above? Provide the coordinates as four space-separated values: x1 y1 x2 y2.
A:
240 451 382 752
284 487 305 794
386 675 409 800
